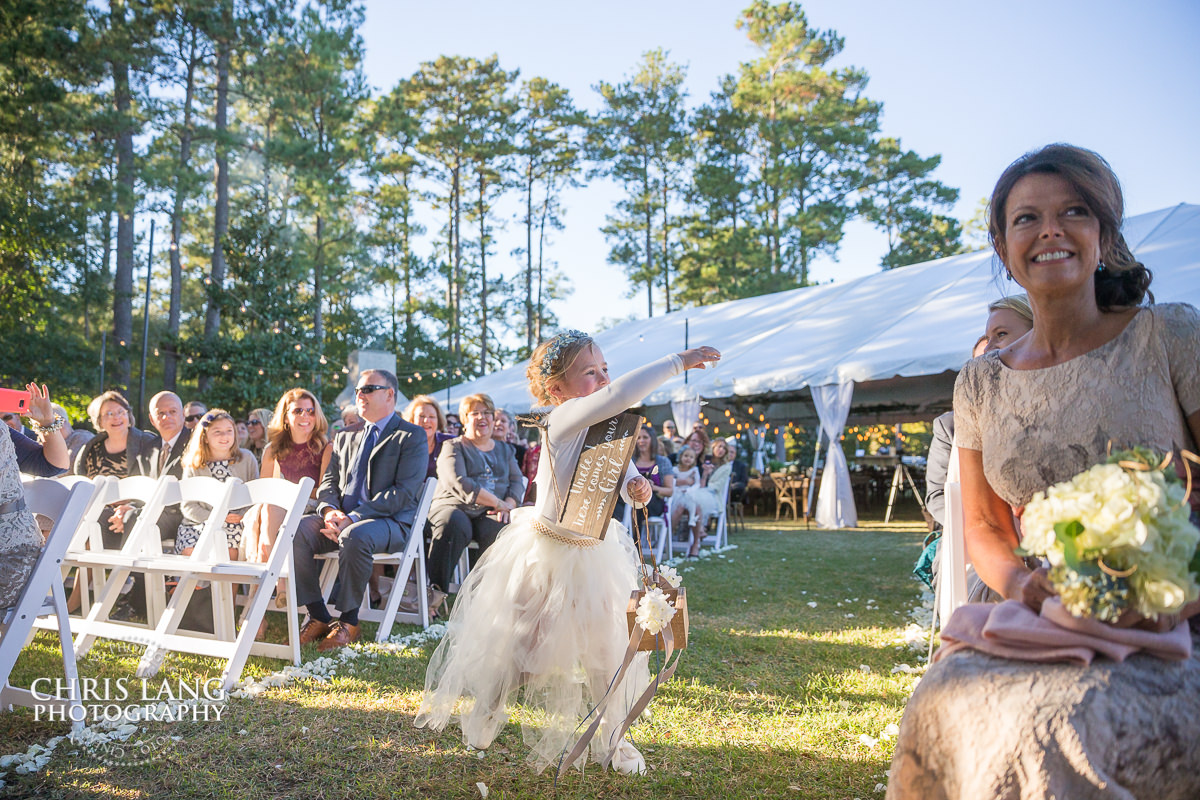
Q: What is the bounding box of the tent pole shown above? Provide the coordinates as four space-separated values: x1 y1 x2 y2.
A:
807 427 822 527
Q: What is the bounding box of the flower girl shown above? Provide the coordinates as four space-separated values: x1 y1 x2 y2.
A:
416 331 719 773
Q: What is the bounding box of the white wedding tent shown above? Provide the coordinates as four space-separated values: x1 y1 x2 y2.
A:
439 203 1200 526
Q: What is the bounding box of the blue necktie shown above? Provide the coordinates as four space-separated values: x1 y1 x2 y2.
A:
343 424 377 511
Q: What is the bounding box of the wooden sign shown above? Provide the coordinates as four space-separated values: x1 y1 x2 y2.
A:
558 412 642 539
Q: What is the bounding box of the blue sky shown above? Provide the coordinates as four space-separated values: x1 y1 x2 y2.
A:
359 0 1200 336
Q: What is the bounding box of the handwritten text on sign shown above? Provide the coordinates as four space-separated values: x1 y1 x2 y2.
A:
558 412 642 540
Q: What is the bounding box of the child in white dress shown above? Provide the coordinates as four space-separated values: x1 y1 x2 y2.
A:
416 331 719 774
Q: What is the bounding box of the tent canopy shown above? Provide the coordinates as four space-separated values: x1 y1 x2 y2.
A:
443 204 1200 425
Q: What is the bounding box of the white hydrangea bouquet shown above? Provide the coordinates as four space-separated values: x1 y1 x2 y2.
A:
1018 448 1200 622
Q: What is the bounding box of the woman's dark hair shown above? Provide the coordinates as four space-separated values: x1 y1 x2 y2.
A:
988 143 1151 310
635 424 659 460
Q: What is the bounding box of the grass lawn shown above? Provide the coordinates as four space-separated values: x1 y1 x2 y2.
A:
2 516 930 799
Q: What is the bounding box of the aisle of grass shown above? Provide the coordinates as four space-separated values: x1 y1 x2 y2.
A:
2 519 928 799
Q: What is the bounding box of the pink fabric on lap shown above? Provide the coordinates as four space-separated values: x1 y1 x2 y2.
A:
936 599 1193 665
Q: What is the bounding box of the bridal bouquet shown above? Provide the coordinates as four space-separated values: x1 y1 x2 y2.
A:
1018 448 1200 622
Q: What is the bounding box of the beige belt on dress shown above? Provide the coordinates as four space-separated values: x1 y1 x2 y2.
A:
531 519 601 548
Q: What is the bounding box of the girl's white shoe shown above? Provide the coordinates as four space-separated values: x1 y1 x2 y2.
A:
611 740 646 775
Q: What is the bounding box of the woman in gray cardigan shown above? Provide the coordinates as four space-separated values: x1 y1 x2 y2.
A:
426 394 523 609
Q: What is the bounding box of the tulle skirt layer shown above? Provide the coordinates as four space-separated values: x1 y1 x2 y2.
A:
415 509 649 772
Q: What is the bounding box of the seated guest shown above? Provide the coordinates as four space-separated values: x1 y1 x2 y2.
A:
183 400 207 430
925 301 1032 530
75 391 158 480
2 410 35 440
107 391 193 541
658 419 679 461
245 407 271 462
402 394 451 479
50 403 94 466
292 369 426 650
75 390 158 618
493 408 526 469
673 439 733 557
725 437 749 507
175 410 258 560
0 382 70 609
426 393 523 616
888 144 1200 798
444 413 462 437
615 423 675 530
683 427 710 465
340 406 362 430
241 388 331 613
249 388 331 556
236 419 250 451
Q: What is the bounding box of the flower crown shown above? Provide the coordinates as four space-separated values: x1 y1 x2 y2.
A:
539 330 590 378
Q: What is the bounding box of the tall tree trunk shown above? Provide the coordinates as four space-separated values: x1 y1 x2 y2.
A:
313 213 324 352
477 176 488 372
452 161 462 360
536 189 549 344
643 182 654 318
402 172 414 354
164 28 199 391
524 161 534 353
661 180 671 314
201 30 231 393
111 0 135 390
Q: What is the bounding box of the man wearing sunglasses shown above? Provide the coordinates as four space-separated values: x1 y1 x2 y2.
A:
292 369 426 650
183 401 207 430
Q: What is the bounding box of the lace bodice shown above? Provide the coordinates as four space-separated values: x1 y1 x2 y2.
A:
954 303 1200 507
532 354 684 530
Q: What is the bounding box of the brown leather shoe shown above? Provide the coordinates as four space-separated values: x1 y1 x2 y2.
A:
299 618 332 645
316 620 360 651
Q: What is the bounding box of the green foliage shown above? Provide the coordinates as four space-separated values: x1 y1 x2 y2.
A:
0 0 965 410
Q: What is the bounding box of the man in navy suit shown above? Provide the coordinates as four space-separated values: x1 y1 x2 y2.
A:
293 369 426 650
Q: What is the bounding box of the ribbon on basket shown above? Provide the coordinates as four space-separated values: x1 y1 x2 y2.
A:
556 508 686 777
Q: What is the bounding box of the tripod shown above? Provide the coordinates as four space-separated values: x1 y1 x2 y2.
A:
884 461 927 523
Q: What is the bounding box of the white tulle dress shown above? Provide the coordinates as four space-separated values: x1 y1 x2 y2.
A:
415 354 684 773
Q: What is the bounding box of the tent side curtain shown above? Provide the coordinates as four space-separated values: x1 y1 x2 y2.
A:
811 381 857 529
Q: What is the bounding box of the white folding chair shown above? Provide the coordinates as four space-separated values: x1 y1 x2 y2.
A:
317 477 438 639
132 477 312 690
936 441 968 629
2 479 102 729
64 475 179 657
622 495 673 563
699 480 731 551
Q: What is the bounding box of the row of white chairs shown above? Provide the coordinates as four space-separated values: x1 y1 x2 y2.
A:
4 472 442 727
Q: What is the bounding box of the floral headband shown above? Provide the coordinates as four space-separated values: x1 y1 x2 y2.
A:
539 330 590 378
200 410 233 429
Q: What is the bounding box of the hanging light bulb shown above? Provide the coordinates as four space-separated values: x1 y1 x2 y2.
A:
186 357 193 364
258 369 264 376
294 343 302 351
221 363 230 371
294 371 300 378
319 355 327 365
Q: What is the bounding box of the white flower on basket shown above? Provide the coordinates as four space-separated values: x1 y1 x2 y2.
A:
658 565 682 589
636 587 676 635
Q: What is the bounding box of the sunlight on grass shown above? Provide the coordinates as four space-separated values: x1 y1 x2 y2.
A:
2 520 928 799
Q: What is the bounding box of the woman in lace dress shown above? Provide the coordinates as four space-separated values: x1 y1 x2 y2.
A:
888 144 1200 798
416 332 719 774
